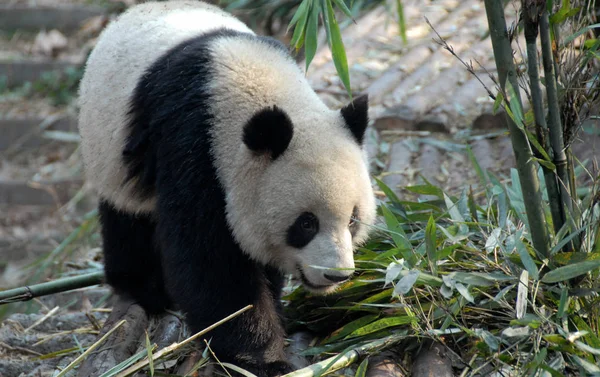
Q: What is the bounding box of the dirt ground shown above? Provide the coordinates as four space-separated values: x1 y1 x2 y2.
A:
0 0 599 376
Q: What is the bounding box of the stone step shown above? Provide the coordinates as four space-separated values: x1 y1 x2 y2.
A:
0 111 77 152
0 29 90 88
0 4 107 33
0 178 83 206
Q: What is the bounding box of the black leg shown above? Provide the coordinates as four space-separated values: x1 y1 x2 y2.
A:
98 200 171 314
154 142 290 376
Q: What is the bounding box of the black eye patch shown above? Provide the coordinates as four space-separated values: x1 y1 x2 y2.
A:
349 206 360 237
287 212 319 249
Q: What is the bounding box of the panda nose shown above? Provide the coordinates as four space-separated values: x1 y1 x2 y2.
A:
324 273 352 283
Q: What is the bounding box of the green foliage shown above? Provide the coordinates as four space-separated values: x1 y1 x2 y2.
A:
285 168 600 375
285 0 406 96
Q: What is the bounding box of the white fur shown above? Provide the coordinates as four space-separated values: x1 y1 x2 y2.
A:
78 1 377 292
78 1 252 213
207 38 377 290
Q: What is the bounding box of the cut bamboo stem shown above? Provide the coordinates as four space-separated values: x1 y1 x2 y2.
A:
0 271 105 304
484 0 550 257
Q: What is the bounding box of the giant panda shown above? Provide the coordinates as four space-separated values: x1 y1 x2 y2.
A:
78 1 377 375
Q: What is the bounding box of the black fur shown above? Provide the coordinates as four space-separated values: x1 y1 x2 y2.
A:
340 94 369 144
243 106 293 160
98 200 171 313
286 212 319 248
105 29 293 376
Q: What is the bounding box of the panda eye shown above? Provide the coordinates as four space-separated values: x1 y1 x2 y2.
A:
349 206 359 235
287 212 319 249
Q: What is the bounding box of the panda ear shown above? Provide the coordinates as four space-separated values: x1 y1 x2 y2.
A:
243 106 294 160
340 94 369 144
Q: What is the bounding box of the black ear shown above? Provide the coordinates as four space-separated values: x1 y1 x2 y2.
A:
243 106 294 160
340 94 369 144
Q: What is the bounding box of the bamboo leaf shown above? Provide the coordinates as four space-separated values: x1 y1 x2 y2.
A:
346 316 415 338
562 23 600 46
516 270 529 319
375 177 403 206
145 331 154 377
505 80 525 129
393 269 419 296
516 237 540 280
466 145 488 185
304 0 320 71
493 90 504 114
549 227 585 255
331 0 354 19
290 1 310 49
455 283 474 303
444 193 464 222
541 260 600 283
287 0 310 32
322 0 352 97
380 205 411 252
405 184 443 198
396 0 407 44
323 314 379 344
425 215 437 276
354 358 369 377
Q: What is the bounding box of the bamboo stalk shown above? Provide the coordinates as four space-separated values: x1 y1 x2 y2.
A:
483 0 550 257
539 10 574 228
115 305 253 377
0 271 105 304
522 1 565 236
281 334 405 377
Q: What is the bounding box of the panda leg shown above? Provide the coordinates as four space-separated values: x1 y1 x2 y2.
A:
98 200 171 314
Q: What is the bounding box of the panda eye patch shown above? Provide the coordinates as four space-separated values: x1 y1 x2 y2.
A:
349 206 360 236
287 212 319 249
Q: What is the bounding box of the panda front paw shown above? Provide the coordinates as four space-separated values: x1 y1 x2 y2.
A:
265 360 295 377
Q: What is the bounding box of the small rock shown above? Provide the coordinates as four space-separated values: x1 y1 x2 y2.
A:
373 106 416 131
32 30 68 58
412 342 453 377
415 113 449 133
472 113 507 131
366 351 406 377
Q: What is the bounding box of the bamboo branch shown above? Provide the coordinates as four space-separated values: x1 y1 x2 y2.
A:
281 334 405 377
523 0 565 237
115 305 253 377
540 10 575 229
484 0 550 257
0 271 105 305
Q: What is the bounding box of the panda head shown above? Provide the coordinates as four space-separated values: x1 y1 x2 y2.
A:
230 94 376 294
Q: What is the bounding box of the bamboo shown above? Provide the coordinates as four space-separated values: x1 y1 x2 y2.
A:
539 11 574 228
281 334 404 377
484 0 550 257
0 271 105 304
115 305 253 377
522 1 565 236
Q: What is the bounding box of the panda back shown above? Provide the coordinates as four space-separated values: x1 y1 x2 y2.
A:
78 1 252 214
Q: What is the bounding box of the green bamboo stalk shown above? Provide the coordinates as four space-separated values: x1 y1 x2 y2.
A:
523 1 565 236
539 11 573 219
484 0 550 257
281 334 404 377
0 271 104 305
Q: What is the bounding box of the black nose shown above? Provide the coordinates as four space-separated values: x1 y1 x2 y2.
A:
324 273 351 283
